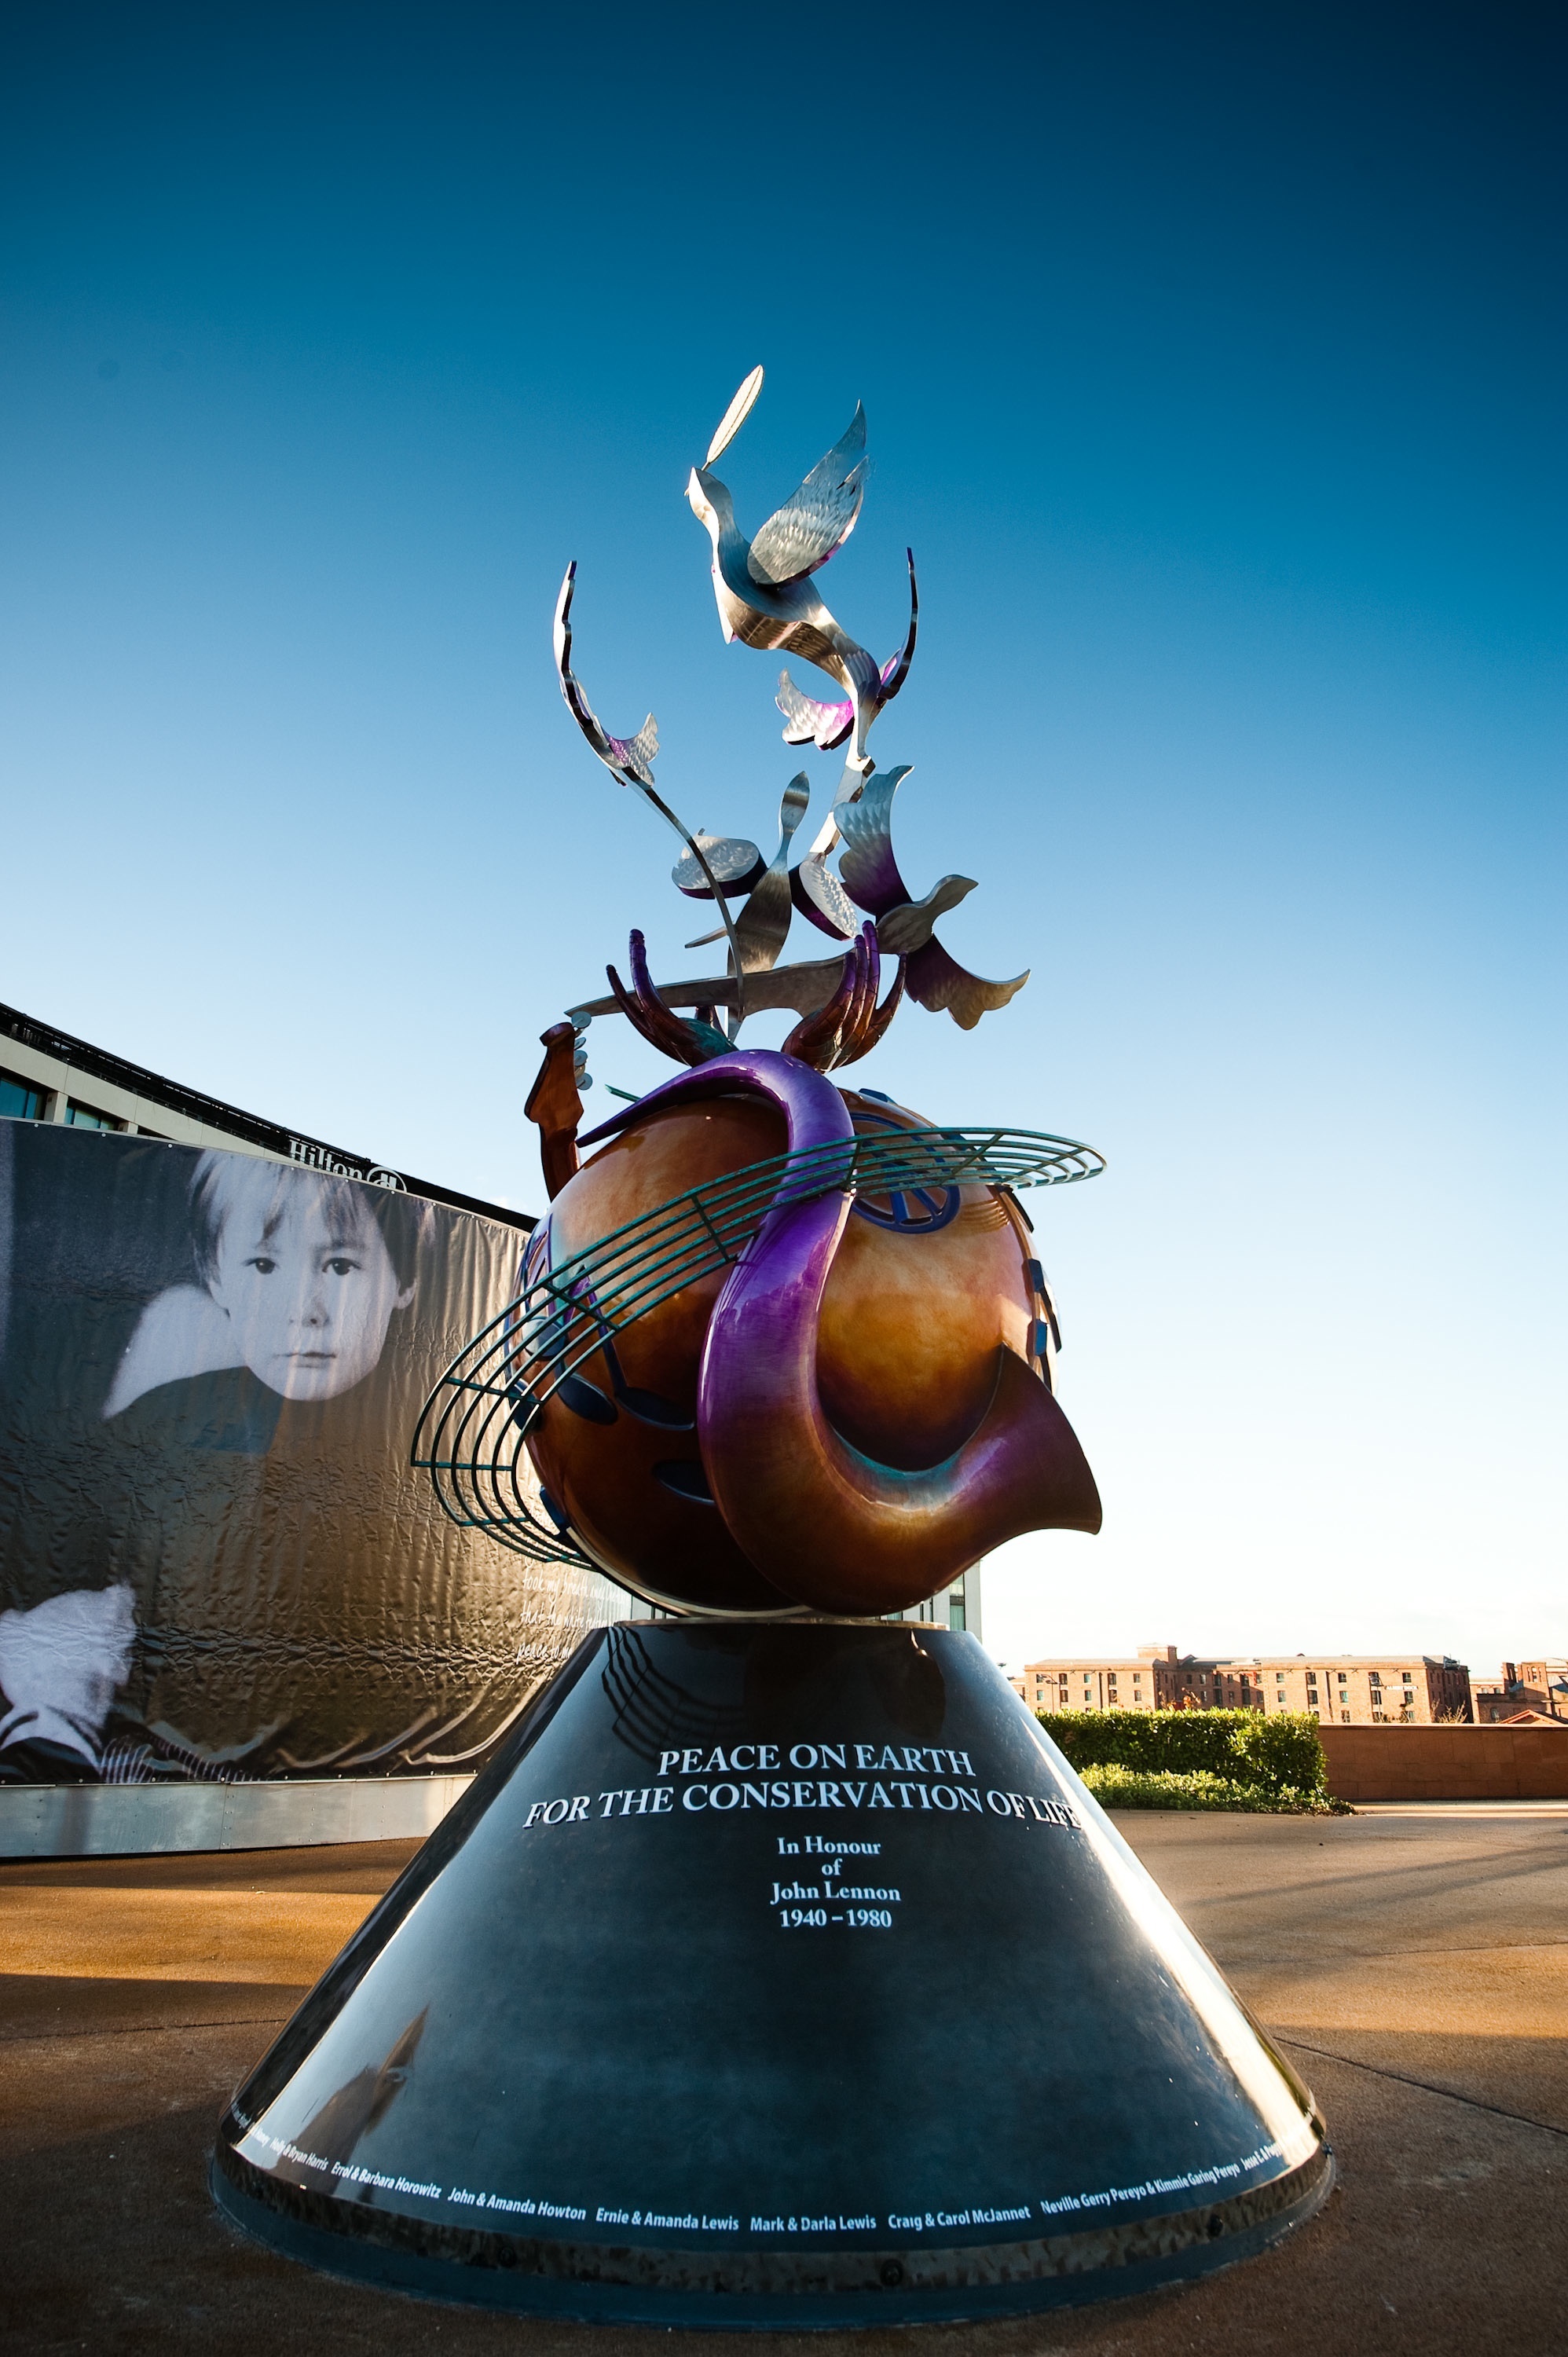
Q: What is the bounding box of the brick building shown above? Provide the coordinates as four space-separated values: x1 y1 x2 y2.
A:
1473 1660 1568 1723
1015 1644 1473 1725
1014 1646 1204 1714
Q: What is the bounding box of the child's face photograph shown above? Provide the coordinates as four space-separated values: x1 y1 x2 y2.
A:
207 1185 415 1401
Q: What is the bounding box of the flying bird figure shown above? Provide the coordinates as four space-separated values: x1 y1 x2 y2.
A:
553 382 1024 1054
837 764 1029 1032
687 368 918 776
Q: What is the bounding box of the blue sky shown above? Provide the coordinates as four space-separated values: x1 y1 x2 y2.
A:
2 2 1561 1672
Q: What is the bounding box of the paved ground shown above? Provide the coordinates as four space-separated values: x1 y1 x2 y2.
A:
4 1805 1567 2354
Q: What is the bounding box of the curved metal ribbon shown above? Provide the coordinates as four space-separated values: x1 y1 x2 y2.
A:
577 1050 1102 1615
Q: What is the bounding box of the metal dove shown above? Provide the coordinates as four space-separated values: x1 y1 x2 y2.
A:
687 369 917 775
837 764 1029 1031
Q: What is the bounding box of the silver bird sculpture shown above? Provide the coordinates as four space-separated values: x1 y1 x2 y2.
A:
686 368 917 775
551 375 1028 1055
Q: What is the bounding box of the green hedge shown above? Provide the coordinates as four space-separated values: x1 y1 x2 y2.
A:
1037 1709 1329 1802
1077 1763 1339 1816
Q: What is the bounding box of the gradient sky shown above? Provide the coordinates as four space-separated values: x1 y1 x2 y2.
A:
2 2 1562 1674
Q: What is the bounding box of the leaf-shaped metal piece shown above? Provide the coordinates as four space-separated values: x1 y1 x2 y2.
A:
724 775 810 974
670 833 766 900
789 852 859 940
705 365 764 466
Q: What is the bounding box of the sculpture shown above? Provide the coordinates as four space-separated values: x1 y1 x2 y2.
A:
218 377 1333 2330
416 369 1104 1615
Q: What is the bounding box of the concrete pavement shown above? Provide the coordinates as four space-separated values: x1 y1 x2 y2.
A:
3 1807 1566 2353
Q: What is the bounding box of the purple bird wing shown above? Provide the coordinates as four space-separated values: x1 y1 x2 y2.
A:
775 669 852 752
836 764 914 917
903 938 1031 1031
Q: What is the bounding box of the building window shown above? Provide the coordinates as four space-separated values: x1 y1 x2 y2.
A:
1341 1710 1351 1723
0 1070 47 1120
947 1578 966 1633
64 1102 123 1131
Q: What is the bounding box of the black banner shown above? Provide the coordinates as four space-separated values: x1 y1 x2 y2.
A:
0 1124 608 1785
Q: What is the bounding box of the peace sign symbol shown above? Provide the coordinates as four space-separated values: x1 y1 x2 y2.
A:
849 1105 962 1234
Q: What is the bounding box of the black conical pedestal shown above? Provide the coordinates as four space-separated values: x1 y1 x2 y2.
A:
211 1622 1332 2326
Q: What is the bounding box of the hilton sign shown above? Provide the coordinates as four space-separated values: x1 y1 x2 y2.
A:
288 1136 405 1191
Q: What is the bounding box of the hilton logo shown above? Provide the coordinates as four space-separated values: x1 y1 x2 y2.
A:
288 1138 405 1191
